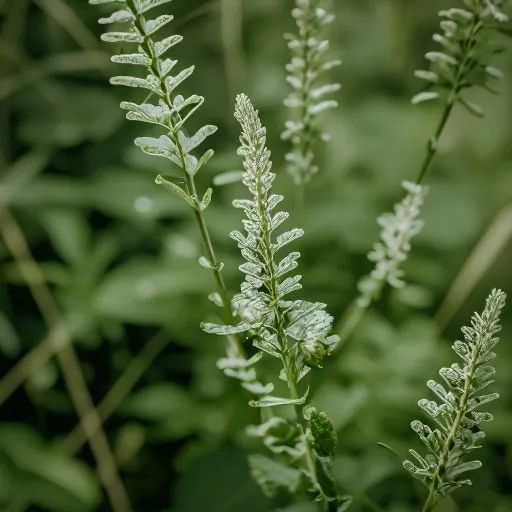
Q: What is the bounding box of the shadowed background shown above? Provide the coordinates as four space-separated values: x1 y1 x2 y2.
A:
0 0 511 511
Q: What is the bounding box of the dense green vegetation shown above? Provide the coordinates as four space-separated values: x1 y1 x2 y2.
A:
1 0 511 511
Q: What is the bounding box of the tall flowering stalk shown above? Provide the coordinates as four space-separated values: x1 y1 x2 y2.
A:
336 181 428 340
282 0 341 186
404 289 507 511
203 94 348 510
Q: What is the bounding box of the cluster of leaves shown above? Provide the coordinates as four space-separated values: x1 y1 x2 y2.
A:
412 0 509 115
282 0 341 185
91 0 217 209
404 289 507 509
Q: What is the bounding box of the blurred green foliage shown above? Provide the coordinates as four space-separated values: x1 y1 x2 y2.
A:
0 0 511 511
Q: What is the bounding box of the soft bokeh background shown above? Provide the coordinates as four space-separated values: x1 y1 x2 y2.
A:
1 0 511 511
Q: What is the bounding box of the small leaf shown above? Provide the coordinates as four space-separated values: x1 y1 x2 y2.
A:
199 187 212 211
411 91 440 105
458 96 485 117
155 175 196 209
166 66 195 92
249 388 308 408
155 34 184 57
98 10 134 24
101 32 144 44
201 322 252 335
143 14 173 36
111 53 152 67
179 125 218 153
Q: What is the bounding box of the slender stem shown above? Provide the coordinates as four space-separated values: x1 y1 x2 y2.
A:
181 148 244 359
127 0 246 359
0 205 132 512
416 14 482 184
416 101 453 184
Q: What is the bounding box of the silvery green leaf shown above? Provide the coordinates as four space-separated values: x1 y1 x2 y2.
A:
198 188 212 211
248 388 308 408
110 75 162 95
134 0 173 14
447 460 482 478
111 53 152 67
154 175 196 209
458 96 485 117
178 125 218 153
160 58 179 77
310 83 341 99
98 9 134 24
155 35 183 57
201 322 252 335
425 51 457 65
485 66 504 79
143 14 173 36
270 211 289 230
90 0 124 4
134 135 180 165
101 31 144 44
208 292 223 307
217 352 263 370
166 66 195 93
274 228 304 251
308 100 338 115
414 70 440 83
278 275 302 297
121 101 170 126
242 382 275 395
276 252 300 277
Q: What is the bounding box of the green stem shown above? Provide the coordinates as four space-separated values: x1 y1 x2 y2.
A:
416 100 453 184
183 168 244 358
128 0 245 359
416 13 482 184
